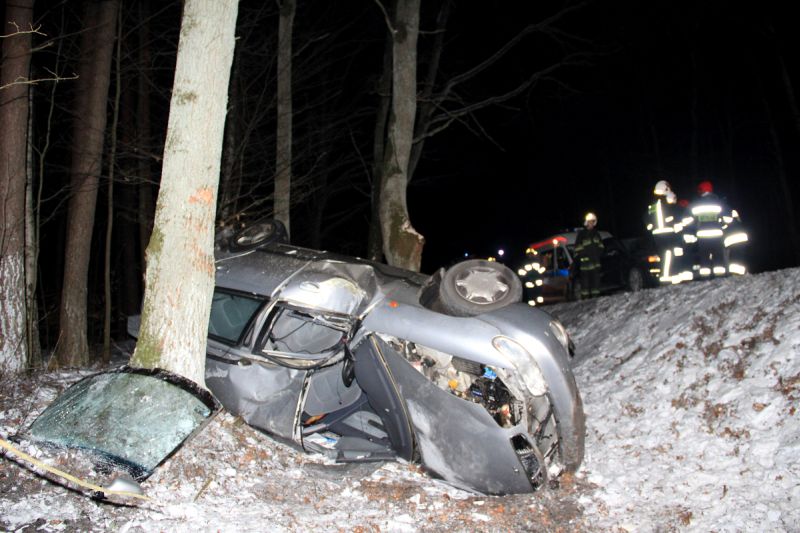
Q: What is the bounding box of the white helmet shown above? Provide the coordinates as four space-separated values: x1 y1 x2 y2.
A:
666 190 677 204
584 212 597 227
654 180 671 196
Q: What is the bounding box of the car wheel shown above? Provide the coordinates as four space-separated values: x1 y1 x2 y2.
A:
230 219 287 251
437 259 522 316
627 267 644 292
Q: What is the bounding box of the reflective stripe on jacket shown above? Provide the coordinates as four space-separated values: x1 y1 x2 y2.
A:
574 228 604 268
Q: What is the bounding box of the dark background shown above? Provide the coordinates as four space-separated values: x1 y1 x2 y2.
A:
9 0 800 347
404 0 800 273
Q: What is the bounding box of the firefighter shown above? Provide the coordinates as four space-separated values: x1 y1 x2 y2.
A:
722 205 749 275
683 181 728 278
646 180 682 283
574 212 604 299
671 194 694 283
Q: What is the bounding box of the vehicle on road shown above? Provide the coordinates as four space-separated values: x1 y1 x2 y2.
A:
517 231 659 305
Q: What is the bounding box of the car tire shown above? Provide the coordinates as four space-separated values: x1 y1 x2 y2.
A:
627 267 644 292
229 219 288 251
437 259 522 317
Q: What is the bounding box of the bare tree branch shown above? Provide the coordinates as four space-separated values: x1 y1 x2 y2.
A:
441 2 587 96
0 68 77 91
0 22 45 39
372 0 395 35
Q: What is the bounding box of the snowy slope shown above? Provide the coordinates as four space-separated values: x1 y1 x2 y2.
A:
1 268 799 531
550 267 800 531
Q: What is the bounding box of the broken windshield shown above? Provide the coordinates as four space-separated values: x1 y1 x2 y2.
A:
27 369 217 479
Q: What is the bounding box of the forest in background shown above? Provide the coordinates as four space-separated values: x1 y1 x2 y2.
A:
2 0 800 372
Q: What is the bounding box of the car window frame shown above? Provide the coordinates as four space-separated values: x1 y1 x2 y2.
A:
253 300 354 369
207 288 268 347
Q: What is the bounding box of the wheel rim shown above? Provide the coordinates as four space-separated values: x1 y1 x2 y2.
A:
454 267 510 304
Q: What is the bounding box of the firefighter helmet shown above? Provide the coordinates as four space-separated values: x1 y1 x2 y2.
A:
697 180 713 194
654 180 671 196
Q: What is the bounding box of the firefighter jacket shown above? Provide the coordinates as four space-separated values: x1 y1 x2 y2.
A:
722 207 749 275
646 196 679 236
683 192 727 241
574 228 604 270
722 209 748 247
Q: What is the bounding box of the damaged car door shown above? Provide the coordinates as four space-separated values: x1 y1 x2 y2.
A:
205 278 415 463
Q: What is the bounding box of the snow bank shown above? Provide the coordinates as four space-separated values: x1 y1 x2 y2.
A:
1 268 798 531
550 267 800 531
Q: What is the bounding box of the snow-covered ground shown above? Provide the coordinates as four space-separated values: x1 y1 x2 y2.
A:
1 268 798 531
551 267 800 531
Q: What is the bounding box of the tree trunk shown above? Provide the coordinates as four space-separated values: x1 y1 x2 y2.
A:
54 0 119 367
274 0 294 237
0 0 35 374
219 46 242 226
103 5 123 363
367 15 394 262
407 0 450 181
137 0 155 266
26 86 42 368
130 0 239 387
379 0 424 272
118 88 141 317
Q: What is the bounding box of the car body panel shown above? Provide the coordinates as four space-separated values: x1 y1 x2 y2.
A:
127 240 586 495
480 304 585 470
377 336 536 494
206 348 305 441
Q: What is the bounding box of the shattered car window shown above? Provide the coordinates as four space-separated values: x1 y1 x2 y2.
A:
208 290 263 343
260 305 348 368
28 369 216 479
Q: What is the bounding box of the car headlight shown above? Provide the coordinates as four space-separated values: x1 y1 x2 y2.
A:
492 336 546 396
549 319 570 353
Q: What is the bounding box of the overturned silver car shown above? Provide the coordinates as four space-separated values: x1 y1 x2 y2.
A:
139 221 585 494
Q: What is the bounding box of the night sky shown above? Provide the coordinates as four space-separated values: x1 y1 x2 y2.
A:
403 0 800 274
10 0 800 283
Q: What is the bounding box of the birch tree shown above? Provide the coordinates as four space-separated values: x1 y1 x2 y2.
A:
0 0 35 374
130 0 239 386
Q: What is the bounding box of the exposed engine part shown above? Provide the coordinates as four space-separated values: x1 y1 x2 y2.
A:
467 376 511 424
511 435 547 488
386 338 524 428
